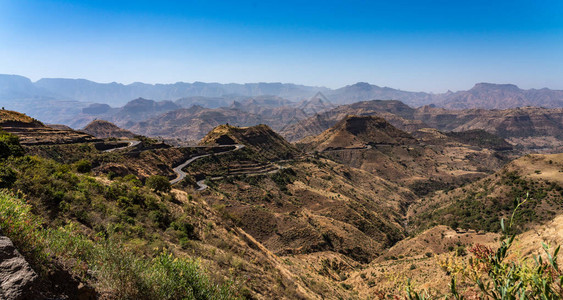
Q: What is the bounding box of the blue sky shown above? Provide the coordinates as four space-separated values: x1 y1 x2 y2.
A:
1 0 562 92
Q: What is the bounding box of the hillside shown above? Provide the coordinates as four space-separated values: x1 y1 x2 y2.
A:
297 91 336 115
128 106 265 141
298 115 514 196
181 146 417 266
200 124 300 160
416 106 563 152
0 110 98 145
409 153 563 234
302 115 416 151
283 100 563 152
280 100 425 142
82 119 136 139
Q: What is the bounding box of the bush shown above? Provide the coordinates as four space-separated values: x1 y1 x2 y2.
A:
74 159 92 173
146 175 171 193
0 165 16 188
0 130 24 159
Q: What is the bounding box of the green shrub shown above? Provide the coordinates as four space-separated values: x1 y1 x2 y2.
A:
0 165 16 188
0 130 24 158
73 159 92 173
146 175 171 193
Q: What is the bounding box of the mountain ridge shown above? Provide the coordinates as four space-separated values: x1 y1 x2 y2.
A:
3 74 563 110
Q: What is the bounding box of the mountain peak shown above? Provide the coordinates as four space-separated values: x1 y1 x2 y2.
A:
349 82 378 90
82 119 136 139
305 115 416 151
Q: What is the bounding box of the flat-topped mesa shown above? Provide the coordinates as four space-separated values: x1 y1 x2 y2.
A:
304 115 417 151
82 119 136 139
0 110 44 128
200 123 300 160
0 110 98 145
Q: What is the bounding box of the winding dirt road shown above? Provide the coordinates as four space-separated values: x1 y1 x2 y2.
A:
103 140 141 152
170 144 245 186
194 165 282 191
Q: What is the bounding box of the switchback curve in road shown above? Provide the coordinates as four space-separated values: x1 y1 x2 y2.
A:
103 140 141 152
170 144 245 185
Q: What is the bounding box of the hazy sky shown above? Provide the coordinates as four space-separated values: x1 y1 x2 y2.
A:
1 0 562 92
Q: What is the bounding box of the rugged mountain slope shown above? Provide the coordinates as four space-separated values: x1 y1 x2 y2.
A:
82 119 136 139
0 110 98 145
182 127 417 265
444 129 514 151
302 115 416 151
200 124 300 160
283 100 563 152
128 106 264 141
299 115 511 195
280 100 426 142
414 106 563 137
415 106 563 151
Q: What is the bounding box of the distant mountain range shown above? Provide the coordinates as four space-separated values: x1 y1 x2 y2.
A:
2 74 563 110
2 74 563 137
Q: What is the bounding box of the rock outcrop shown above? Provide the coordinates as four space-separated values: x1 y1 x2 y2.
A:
0 236 38 300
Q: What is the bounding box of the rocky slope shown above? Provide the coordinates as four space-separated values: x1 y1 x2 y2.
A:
82 119 136 139
301 115 416 151
0 110 98 145
299 115 512 195
280 100 426 142
283 100 563 152
0 236 38 300
200 124 300 160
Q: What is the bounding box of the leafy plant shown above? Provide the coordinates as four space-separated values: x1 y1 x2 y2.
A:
406 193 563 299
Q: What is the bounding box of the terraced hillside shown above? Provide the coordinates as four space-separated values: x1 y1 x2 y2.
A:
0 110 98 145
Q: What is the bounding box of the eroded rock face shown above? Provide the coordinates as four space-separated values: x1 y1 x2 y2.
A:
0 236 38 300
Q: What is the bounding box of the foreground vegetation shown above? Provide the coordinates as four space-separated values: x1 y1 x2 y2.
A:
0 130 239 299
407 196 563 299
